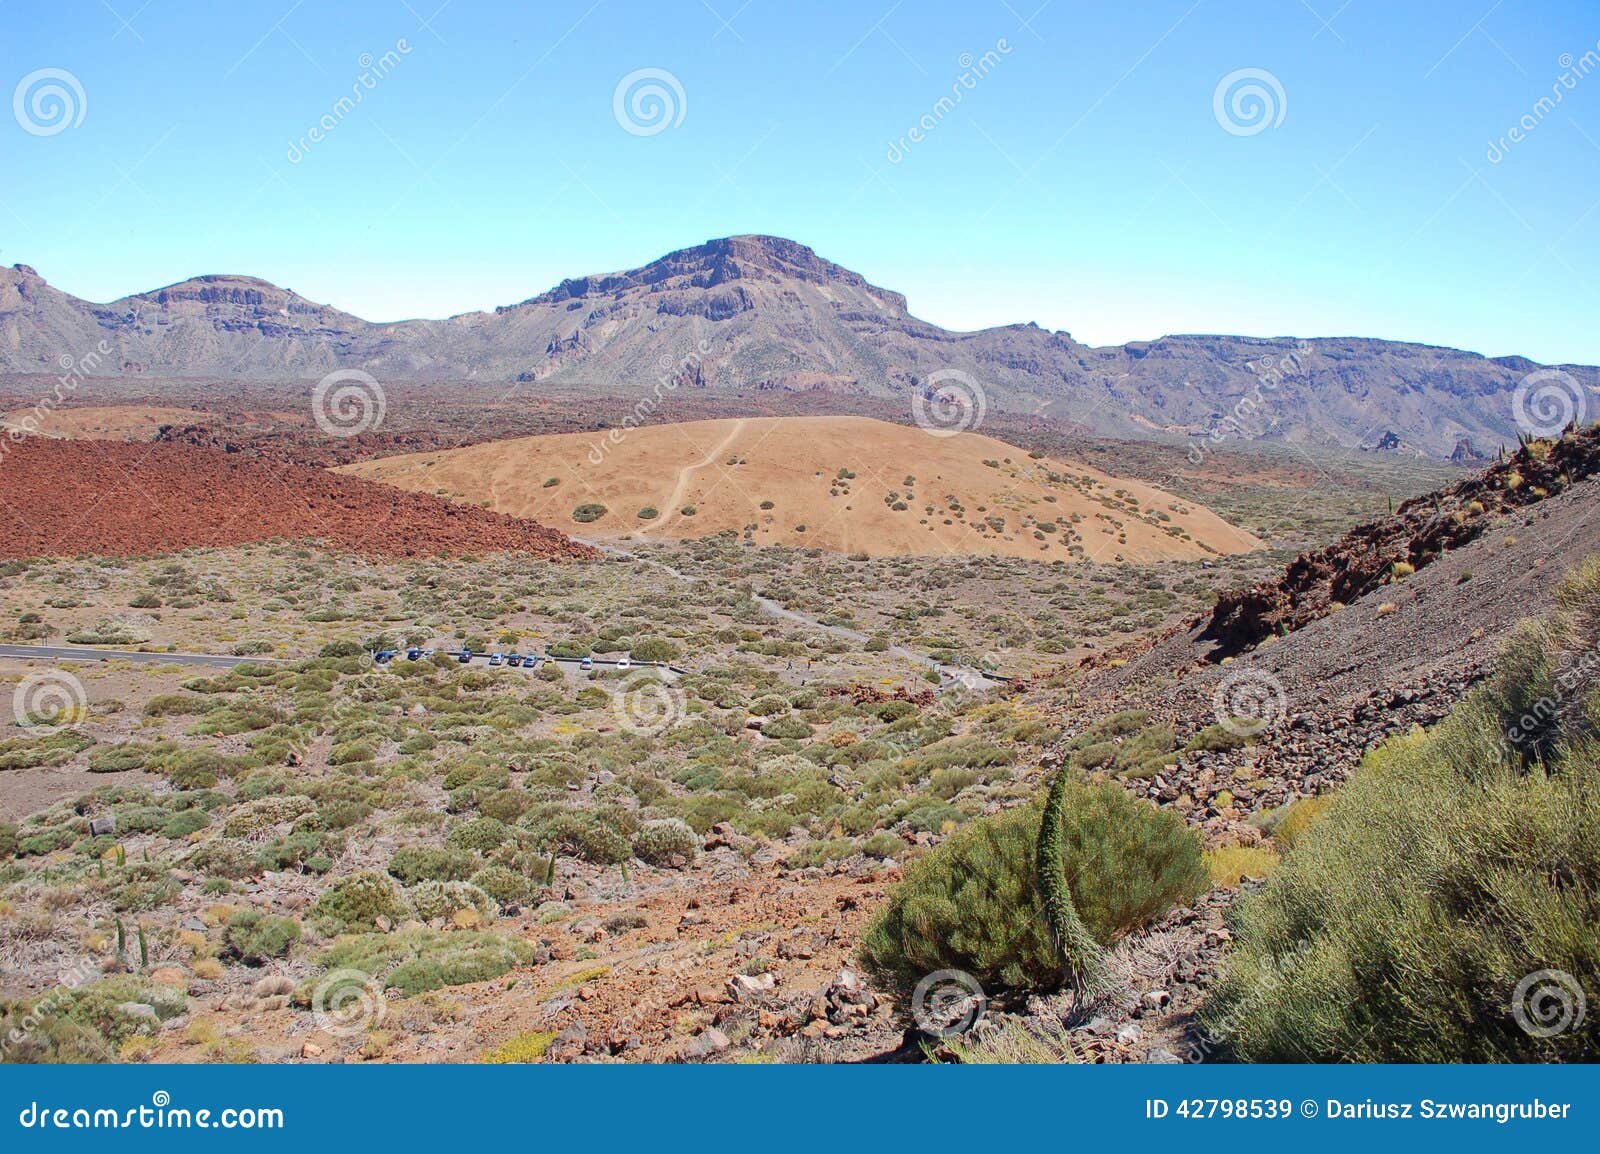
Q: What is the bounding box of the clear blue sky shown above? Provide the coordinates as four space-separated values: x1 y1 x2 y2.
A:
3 0 1599 363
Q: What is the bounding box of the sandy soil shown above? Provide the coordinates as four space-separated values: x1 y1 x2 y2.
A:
341 415 1261 561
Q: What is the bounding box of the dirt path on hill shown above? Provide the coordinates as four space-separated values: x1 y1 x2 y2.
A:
643 418 748 537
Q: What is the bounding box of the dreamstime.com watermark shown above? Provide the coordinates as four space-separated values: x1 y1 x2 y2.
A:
1212 667 1288 738
0 340 111 465
1189 939 1314 1061
1511 969 1586 1038
913 368 987 437
1186 341 1310 466
1512 368 1590 439
16 1092 284 1131
1504 633 1600 751
1488 43 1600 164
587 338 713 464
613 67 686 136
611 673 688 737
0 954 101 1062
886 40 1012 164
312 369 387 437
11 670 88 734
1213 68 1286 137
286 40 413 164
310 968 388 1037
911 968 987 1037
12 67 86 136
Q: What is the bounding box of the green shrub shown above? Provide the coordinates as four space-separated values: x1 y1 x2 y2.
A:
859 777 1206 998
315 928 534 998
406 880 496 923
109 865 181 912
630 637 681 663
470 865 534 906
632 819 698 868
571 504 608 523
144 694 204 717
447 817 512 853
186 837 259 879
524 811 630 864
311 871 412 933
1206 562 1600 1062
87 743 151 773
225 910 302 963
762 716 813 740
388 846 477 884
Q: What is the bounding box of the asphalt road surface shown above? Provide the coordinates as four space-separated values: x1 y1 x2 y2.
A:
0 644 275 669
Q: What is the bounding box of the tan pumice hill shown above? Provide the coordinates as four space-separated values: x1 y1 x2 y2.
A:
341 415 1261 561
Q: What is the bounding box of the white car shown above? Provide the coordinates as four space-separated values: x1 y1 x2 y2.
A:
615 656 632 670
488 654 504 667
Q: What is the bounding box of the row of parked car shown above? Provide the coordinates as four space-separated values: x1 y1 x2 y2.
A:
371 648 640 672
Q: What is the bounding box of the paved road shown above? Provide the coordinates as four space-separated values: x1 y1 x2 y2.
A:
0 644 277 669
575 537 1009 691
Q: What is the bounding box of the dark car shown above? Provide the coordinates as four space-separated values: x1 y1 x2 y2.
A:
506 654 523 667
457 651 473 664
405 648 423 661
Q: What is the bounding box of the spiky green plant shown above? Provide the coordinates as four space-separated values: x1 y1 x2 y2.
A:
1036 766 1110 1001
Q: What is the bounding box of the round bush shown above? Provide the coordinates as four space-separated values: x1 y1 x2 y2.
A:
470 865 534 905
406 880 496 923
387 846 477 884
859 778 1206 997
446 817 512 853
632 819 698 868
311 871 412 933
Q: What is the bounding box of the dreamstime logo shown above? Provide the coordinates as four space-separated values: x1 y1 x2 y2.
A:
0 339 110 466
311 968 387 1037
13 68 87 136
613 68 686 137
286 40 412 164
911 968 987 1037
1511 969 1586 1039
1186 340 1310 465
1488 43 1600 164
913 369 987 437
12 671 88 733
1212 68 1286 137
587 338 713 466
312 369 387 438
886 39 1013 163
1512 368 1589 438
947 650 1002 694
612 675 687 736
1211 667 1287 737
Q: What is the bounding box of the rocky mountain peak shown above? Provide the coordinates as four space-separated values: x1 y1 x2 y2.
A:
519 234 907 313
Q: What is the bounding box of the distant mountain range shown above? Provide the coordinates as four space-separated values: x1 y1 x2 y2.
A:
3 234 1594 458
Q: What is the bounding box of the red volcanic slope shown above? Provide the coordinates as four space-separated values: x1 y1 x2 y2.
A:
0 438 594 561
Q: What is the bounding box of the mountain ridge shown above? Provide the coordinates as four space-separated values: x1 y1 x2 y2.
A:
4 235 1596 458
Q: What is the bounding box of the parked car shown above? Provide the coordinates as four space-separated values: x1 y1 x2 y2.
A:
506 654 523 667
457 650 473 664
579 656 594 671
374 650 396 664
405 648 422 661
615 656 632 670
488 654 504 667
